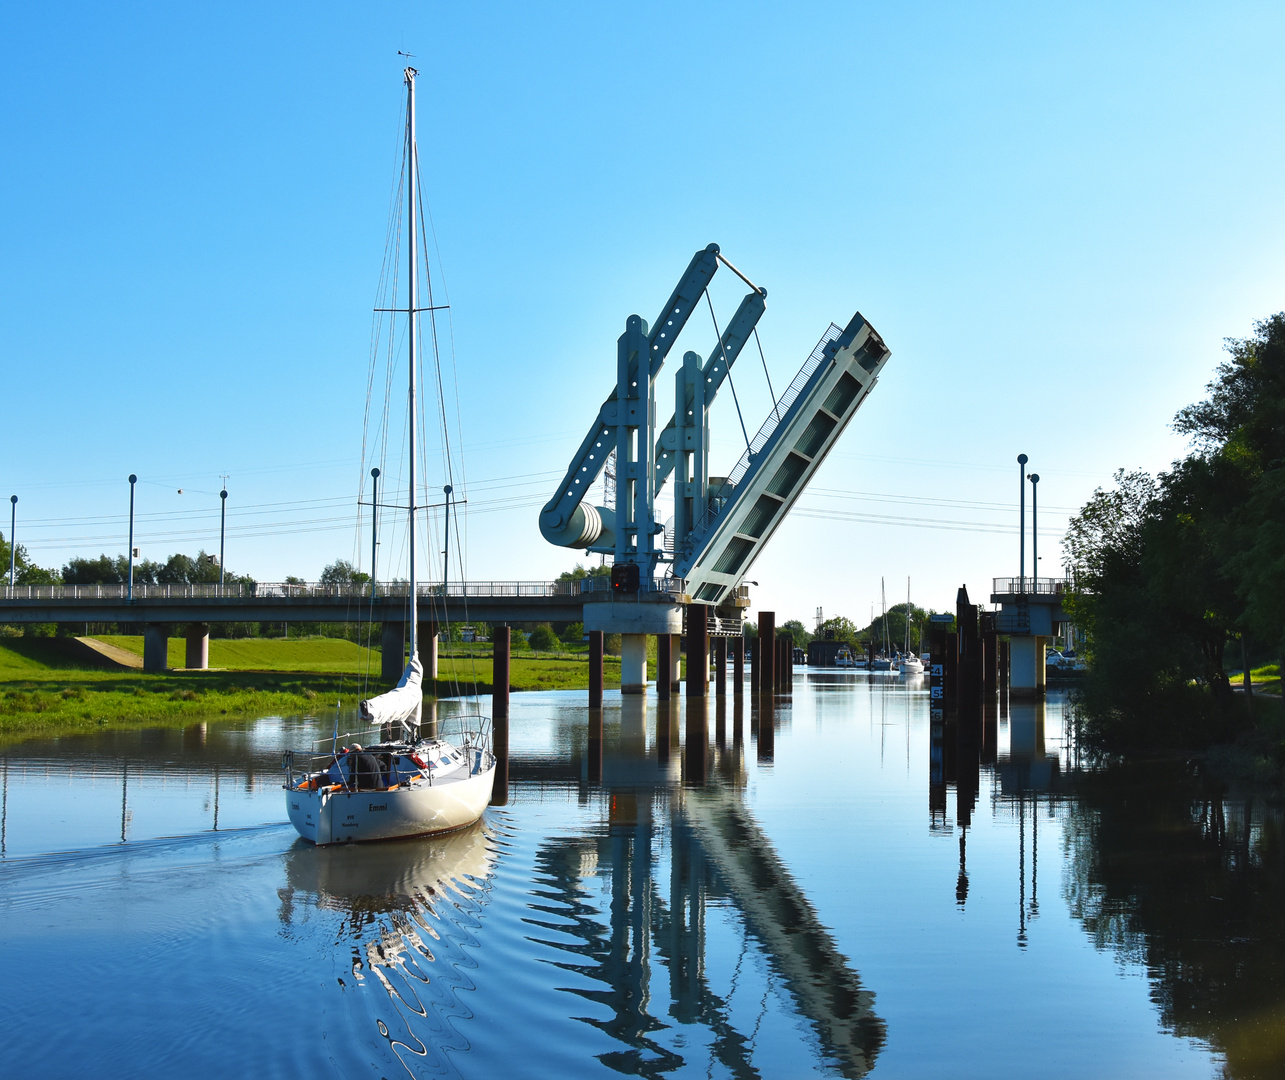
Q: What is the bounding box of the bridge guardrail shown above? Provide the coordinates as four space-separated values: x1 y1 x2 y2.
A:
991 577 1071 597
1 580 602 603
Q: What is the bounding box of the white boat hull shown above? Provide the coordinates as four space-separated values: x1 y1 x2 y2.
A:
287 764 495 845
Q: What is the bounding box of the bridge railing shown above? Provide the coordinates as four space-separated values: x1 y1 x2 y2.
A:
991 577 1072 597
1 579 602 602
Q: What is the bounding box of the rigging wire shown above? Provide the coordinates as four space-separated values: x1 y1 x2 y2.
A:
752 326 780 425
704 289 752 455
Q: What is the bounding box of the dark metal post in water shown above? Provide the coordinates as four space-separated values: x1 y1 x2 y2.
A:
687 604 708 698
656 633 671 700
714 635 726 696
589 630 604 708
587 707 603 785
732 634 744 694
758 692 774 761
685 695 708 785
491 626 510 806
749 637 759 692
759 611 776 697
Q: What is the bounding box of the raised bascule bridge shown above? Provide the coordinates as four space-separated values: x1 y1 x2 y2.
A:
0 246 890 690
538 243 891 692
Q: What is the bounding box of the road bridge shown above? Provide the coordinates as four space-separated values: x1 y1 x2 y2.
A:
0 578 749 681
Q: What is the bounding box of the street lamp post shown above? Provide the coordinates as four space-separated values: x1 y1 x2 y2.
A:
128 474 137 601
370 467 380 596
1030 473 1040 590
442 484 453 587
8 495 16 586
1017 454 1028 593
219 488 228 588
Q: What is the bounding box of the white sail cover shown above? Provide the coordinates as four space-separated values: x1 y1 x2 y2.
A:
359 654 424 731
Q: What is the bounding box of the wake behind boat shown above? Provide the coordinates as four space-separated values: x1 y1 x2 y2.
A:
282 66 495 845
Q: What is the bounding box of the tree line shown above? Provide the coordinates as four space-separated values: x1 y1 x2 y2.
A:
1064 312 1284 749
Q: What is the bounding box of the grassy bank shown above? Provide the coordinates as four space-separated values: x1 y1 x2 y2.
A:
0 636 625 738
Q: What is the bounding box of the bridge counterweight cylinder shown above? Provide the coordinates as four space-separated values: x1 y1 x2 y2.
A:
539 503 615 550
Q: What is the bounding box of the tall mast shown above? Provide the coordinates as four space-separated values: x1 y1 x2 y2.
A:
405 66 419 660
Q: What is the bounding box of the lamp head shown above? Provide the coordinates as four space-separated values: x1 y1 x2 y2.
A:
1017 454 1028 466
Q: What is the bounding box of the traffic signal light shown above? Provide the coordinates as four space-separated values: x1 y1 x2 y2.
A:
611 562 640 594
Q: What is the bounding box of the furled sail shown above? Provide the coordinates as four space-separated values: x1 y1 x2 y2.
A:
359 654 423 731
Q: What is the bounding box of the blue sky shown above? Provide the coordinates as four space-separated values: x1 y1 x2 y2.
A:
3 2 1283 626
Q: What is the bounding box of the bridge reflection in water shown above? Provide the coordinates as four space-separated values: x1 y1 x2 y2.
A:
277 693 885 1079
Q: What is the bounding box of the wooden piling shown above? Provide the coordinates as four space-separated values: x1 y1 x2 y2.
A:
589 630 604 708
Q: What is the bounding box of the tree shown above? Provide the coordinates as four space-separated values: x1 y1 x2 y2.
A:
529 623 558 651
0 532 60 585
557 562 611 584
779 619 812 648
560 621 585 645
62 554 128 585
320 559 371 585
1063 312 1285 747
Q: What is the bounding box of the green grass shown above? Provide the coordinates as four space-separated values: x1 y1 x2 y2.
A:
0 635 629 739
97 634 384 674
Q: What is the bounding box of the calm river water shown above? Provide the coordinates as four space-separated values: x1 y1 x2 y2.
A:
2 672 1281 1079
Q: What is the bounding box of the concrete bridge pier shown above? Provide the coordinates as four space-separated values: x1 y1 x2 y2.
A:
621 634 648 694
143 624 171 672
1009 636 1048 698
416 621 439 680
185 624 209 670
381 622 406 682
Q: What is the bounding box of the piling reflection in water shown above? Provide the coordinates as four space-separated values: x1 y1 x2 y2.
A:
521 702 884 1079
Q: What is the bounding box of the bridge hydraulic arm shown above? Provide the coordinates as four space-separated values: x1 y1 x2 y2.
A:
653 288 767 488
539 244 722 561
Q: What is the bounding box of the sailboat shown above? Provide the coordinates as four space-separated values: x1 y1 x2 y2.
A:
870 578 894 671
899 577 924 676
282 67 496 845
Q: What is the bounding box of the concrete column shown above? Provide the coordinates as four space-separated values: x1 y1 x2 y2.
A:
687 604 708 698
143 624 171 673
621 633 648 694
1009 636 1045 698
184 624 209 670
380 621 406 683
417 621 439 679
732 635 744 694
759 611 776 696
589 630 604 708
714 636 727 696
657 634 672 700
668 633 681 691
